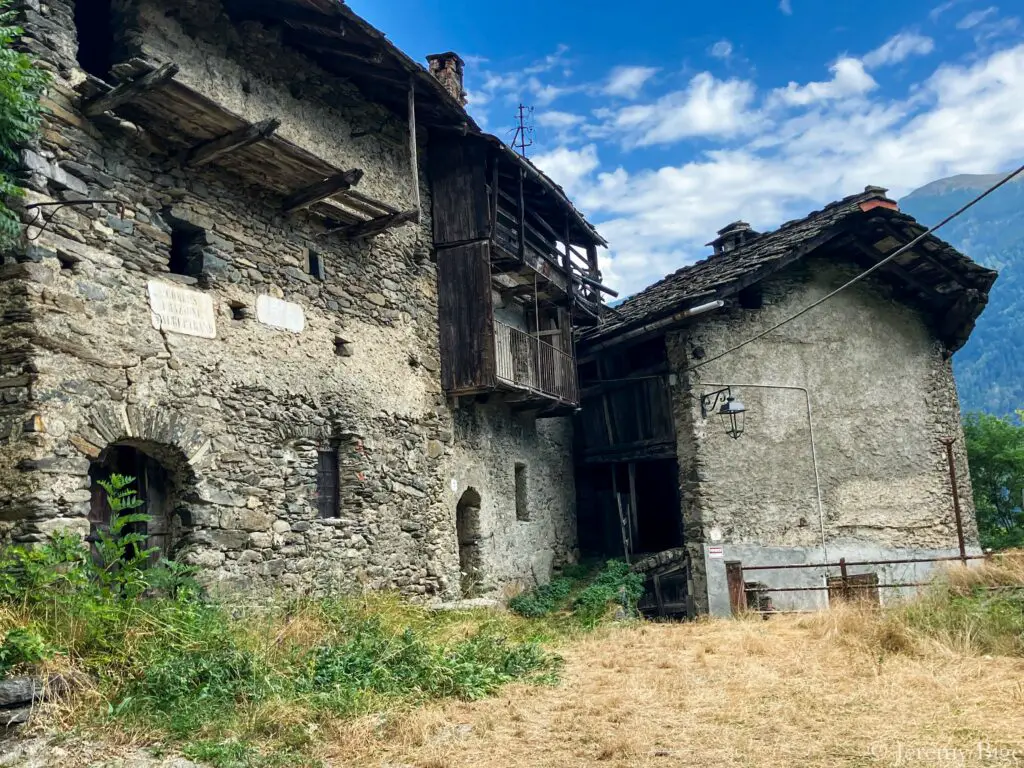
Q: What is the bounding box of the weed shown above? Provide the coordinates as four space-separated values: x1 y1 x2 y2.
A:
508 559 645 626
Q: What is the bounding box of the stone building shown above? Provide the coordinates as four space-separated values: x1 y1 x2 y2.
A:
575 189 997 615
0 0 607 598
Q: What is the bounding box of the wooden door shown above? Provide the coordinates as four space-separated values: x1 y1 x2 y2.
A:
726 561 747 615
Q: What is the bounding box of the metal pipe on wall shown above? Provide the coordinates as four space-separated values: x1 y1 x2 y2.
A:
700 382 828 565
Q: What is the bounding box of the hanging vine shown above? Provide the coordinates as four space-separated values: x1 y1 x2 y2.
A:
0 0 49 249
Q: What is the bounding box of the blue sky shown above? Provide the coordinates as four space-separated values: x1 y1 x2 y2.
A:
349 0 1024 297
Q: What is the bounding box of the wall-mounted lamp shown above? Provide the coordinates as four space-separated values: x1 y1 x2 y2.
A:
700 387 746 439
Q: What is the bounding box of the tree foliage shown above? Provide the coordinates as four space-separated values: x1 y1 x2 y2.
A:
963 411 1024 550
0 1 48 248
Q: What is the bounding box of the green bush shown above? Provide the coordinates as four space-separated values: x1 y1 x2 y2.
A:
0 626 50 676
0 1 49 248
507 559 646 626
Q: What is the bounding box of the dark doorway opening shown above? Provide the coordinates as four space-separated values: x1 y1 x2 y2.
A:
74 0 115 79
456 487 483 598
88 443 179 561
576 459 682 559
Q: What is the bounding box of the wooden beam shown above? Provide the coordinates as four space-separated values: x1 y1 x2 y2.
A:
283 169 364 213
183 118 281 168
407 77 421 223
330 210 418 239
844 237 947 307
83 63 180 117
294 42 384 65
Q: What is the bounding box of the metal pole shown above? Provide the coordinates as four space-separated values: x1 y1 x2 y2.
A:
839 557 849 600
940 436 968 563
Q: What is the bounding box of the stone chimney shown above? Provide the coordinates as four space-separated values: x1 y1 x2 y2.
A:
707 221 758 255
426 52 467 106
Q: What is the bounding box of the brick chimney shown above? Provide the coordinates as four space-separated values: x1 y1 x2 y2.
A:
707 221 758 255
426 52 467 106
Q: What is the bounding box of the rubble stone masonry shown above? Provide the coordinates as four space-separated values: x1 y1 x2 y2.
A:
0 0 577 598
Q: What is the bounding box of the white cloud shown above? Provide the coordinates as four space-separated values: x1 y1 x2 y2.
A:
546 43 1024 298
770 57 877 107
957 6 998 29
609 73 759 147
524 44 571 75
862 32 935 68
709 40 734 60
929 0 962 22
537 111 585 129
604 66 659 98
779 0 793 15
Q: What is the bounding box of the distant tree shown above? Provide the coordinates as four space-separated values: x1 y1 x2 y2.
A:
963 411 1024 550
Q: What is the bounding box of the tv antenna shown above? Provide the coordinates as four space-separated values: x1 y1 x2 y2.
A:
511 103 534 157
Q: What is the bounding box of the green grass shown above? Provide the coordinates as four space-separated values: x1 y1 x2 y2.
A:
508 559 645 627
0 534 637 767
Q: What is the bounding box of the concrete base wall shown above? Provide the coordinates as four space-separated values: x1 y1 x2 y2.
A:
708 542 981 613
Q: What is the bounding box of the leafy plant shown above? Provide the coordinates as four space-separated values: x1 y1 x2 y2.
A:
508 559 645 626
0 627 50 677
92 474 158 597
0 1 49 248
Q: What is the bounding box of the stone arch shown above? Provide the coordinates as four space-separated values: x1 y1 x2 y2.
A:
456 487 484 598
72 403 211 559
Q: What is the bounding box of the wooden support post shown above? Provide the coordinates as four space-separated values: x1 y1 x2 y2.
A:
183 118 281 168
83 63 180 117
330 210 418 239
586 243 601 314
652 572 665 617
517 168 526 263
490 158 499 239
563 215 575 312
628 461 639 547
407 76 421 224
283 169 364 213
612 466 631 564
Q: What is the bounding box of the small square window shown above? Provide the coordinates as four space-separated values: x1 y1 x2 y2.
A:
307 250 325 281
169 221 205 277
316 449 340 518
514 461 529 522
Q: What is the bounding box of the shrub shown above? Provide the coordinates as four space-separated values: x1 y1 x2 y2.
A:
507 577 573 618
0 2 49 248
0 626 50 676
508 559 645 627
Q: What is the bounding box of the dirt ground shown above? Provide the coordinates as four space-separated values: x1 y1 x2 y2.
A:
332 614 1024 768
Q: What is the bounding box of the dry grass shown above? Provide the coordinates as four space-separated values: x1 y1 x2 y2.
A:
323 602 1024 767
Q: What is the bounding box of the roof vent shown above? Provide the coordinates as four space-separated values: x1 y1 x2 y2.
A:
426 52 467 106
707 221 758 255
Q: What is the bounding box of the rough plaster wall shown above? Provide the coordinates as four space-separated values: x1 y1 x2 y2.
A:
669 256 976 555
0 0 577 599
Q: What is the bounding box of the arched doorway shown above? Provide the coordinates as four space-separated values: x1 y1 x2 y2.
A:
88 442 183 561
456 488 484 598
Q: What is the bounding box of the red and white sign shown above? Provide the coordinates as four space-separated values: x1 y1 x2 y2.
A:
708 546 724 559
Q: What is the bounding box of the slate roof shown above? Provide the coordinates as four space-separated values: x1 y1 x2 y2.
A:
582 187 998 352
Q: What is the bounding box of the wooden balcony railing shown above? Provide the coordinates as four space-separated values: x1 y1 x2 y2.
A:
494 321 579 405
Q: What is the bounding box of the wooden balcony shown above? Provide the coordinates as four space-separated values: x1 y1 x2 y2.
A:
494 321 579 405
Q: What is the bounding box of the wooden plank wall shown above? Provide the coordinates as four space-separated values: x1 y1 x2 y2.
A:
437 242 496 393
429 138 490 245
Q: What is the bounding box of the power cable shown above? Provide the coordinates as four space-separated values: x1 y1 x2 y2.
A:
691 163 1024 371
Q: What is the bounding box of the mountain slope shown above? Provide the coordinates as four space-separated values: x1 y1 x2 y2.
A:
901 174 1024 415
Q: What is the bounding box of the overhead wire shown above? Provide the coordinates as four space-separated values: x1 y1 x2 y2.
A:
690 162 1024 372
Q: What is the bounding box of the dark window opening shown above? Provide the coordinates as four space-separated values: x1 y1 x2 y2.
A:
75 0 115 79
514 462 529 521
737 285 764 310
169 220 206 278
316 449 340 518
307 250 325 281
228 301 249 321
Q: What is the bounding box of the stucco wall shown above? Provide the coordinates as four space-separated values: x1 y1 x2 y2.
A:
0 0 577 599
668 255 977 559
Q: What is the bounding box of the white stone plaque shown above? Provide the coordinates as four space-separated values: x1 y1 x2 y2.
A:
256 295 305 333
148 280 217 339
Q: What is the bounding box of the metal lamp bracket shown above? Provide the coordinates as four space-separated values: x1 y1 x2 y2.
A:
700 387 732 419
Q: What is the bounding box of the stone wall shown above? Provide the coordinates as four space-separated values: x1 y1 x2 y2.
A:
0 0 578 599
669 256 977 558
